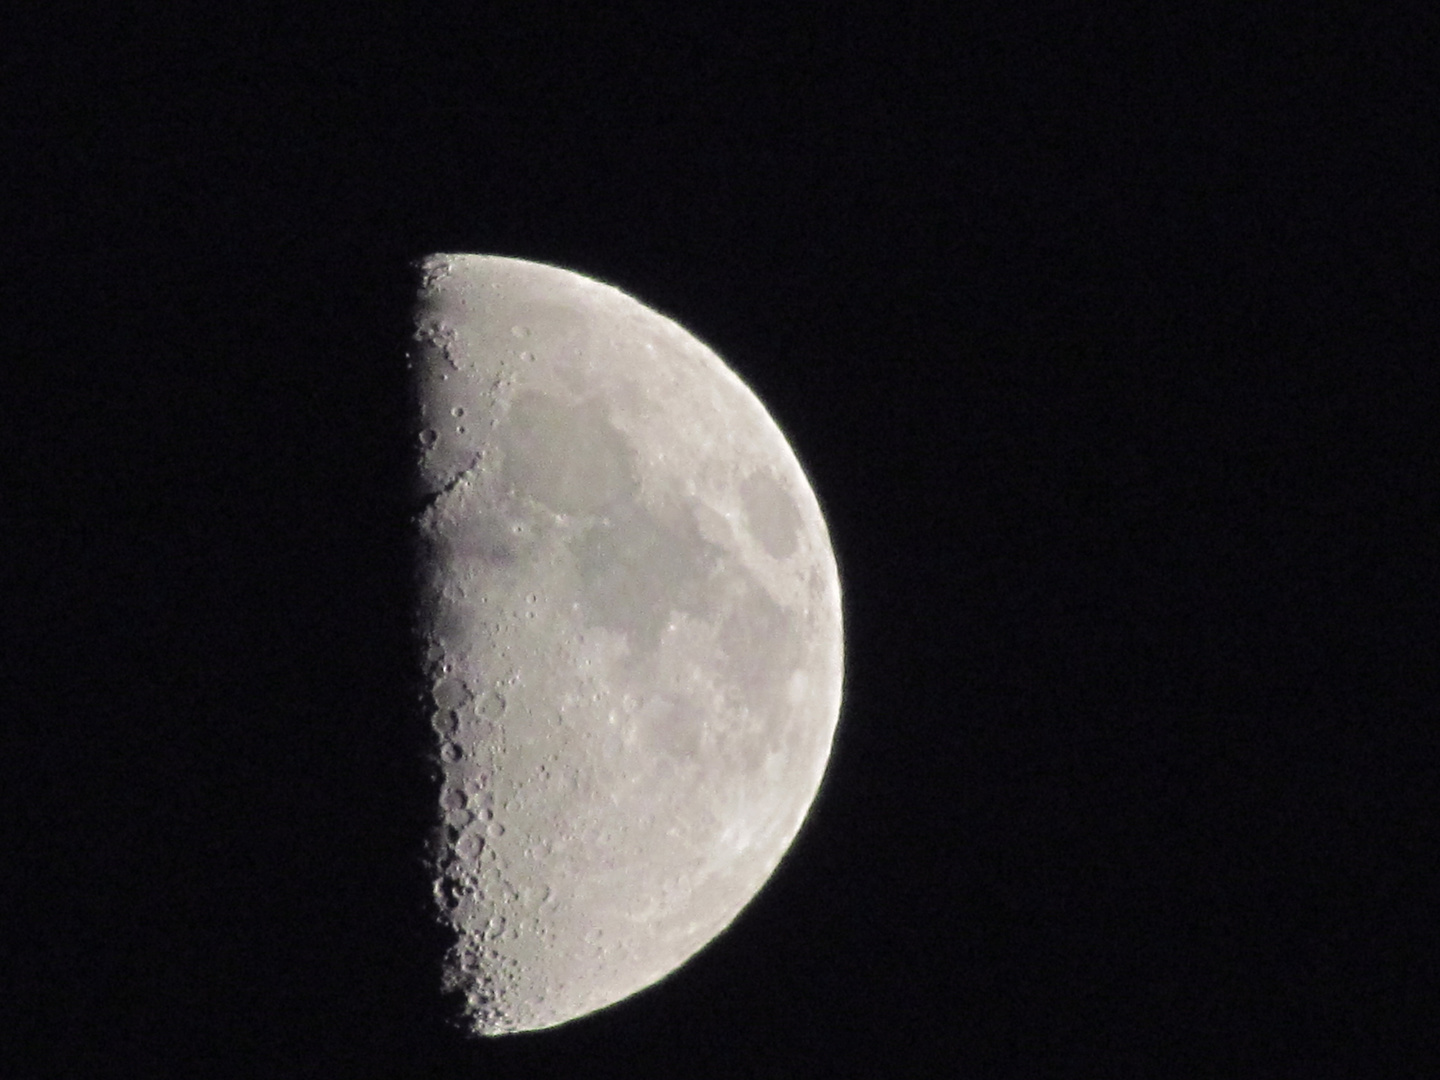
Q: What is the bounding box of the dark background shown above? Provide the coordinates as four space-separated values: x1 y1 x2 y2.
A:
7 4 1436 1077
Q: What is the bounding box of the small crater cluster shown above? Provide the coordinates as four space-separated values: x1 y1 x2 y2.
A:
422 659 554 1033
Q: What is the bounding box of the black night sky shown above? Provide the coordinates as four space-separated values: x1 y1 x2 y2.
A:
8 5 1436 1077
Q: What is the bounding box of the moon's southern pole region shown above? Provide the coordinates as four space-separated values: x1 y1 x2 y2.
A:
408 254 844 1035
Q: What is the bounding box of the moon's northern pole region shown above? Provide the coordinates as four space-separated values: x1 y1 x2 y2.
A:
408 254 844 1035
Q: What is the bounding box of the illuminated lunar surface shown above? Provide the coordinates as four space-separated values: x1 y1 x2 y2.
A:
409 254 843 1035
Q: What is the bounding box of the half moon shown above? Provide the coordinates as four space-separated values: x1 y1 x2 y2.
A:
408 254 844 1035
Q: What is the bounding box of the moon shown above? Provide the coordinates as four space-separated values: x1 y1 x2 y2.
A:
408 254 844 1035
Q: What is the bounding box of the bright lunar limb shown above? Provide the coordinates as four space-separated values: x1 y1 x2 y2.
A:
409 254 843 1035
